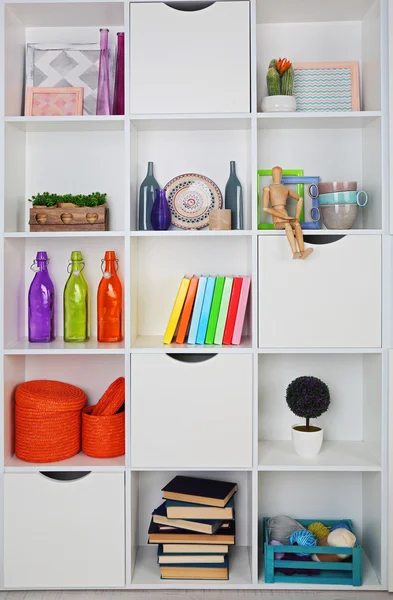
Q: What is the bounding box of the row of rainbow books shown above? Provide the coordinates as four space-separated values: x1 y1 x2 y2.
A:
163 276 251 345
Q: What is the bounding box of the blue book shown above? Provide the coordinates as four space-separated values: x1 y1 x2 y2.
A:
159 554 229 579
157 545 228 565
187 276 207 344
153 503 224 534
196 277 216 344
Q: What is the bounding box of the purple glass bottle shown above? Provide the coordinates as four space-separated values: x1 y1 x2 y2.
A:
113 32 124 115
96 28 111 115
151 188 172 231
28 251 55 343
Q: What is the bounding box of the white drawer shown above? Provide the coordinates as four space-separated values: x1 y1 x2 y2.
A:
131 353 253 468
4 472 125 588
130 1 250 114
258 235 381 348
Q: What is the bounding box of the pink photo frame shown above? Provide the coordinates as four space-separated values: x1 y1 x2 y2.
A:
25 87 84 117
292 62 360 112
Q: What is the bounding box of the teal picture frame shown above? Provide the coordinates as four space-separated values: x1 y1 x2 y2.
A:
257 169 304 230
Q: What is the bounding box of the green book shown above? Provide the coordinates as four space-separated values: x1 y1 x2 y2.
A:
214 277 233 345
205 277 225 344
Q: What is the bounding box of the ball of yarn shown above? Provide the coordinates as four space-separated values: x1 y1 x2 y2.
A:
330 523 351 533
308 521 330 541
289 529 317 556
267 515 305 544
327 528 356 559
270 540 285 560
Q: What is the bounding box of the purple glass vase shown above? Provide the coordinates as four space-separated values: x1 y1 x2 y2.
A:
113 32 124 115
151 188 172 230
96 28 111 115
28 251 55 343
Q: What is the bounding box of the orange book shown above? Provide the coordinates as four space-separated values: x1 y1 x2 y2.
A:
176 277 199 344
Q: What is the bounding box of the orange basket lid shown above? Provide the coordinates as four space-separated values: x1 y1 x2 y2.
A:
91 377 125 416
16 380 86 412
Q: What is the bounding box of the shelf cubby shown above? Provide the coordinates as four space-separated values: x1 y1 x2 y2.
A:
130 470 253 587
258 353 382 471
4 236 125 350
130 122 252 232
130 235 252 349
4 353 126 470
258 471 382 589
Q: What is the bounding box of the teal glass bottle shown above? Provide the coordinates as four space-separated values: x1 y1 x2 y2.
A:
64 251 89 343
224 160 243 230
138 161 160 230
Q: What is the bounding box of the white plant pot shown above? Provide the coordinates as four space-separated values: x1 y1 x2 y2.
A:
291 424 323 458
261 95 297 113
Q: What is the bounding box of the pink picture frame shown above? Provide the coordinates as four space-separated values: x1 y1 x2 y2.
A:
292 62 360 112
25 87 84 117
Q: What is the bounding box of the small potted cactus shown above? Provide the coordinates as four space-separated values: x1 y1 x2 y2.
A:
286 376 330 458
261 58 296 113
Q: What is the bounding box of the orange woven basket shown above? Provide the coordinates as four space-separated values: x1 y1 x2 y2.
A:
82 405 125 458
91 376 125 416
15 380 86 463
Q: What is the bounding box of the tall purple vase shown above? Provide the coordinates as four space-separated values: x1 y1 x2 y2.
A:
113 32 124 115
96 28 111 115
151 188 172 231
28 251 55 343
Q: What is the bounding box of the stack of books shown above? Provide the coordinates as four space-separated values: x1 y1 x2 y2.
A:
148 475 237 580
163 275 251 345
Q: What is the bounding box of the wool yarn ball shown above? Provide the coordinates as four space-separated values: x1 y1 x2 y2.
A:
270 539 285 560
267 515 305 544
308 521 330 541
330 523 351 533
328 528 356 559
289 529 317 556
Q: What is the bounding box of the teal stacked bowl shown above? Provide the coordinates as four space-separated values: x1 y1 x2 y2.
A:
319 190 368 207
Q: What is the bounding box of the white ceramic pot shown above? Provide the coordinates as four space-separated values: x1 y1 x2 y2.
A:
291 424 323 458
261 95 297 113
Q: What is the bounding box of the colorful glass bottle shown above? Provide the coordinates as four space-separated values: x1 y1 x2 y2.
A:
224 160 244 230
28 251 55 343
112 32 124 115
96 28 111 115
151 188 172 231
64 251 89 343
97 250 123 343
138 162 160 230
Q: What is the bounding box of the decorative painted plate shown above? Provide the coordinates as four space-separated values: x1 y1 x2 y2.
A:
165 173 222 229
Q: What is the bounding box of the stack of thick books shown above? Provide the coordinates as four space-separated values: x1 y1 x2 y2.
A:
148 475 237 580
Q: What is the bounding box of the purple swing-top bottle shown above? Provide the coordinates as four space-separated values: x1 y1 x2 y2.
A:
28 251 55 343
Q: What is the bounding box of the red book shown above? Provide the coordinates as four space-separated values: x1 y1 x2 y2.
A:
222 277 243 345
176 277 199 344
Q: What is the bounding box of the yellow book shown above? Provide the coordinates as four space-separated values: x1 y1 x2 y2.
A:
163 277 191 344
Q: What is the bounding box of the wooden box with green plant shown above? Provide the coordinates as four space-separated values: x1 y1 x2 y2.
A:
29 192 108 232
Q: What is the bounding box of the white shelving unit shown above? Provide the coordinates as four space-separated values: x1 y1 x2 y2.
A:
0 0 390 592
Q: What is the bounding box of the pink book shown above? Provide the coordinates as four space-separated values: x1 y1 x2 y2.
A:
231 277 251 345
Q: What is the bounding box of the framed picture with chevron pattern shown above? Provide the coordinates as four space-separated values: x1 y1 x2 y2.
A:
292 62 360 112
25 43 115 115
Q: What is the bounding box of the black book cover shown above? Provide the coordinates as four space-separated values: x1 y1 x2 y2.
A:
162 476 237 501
148 519 235 537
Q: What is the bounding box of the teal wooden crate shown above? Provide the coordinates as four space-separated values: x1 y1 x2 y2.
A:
263 518 362 586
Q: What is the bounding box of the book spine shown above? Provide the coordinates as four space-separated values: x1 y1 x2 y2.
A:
176 277 199 344
163 277 190 344
222 277 243 345
214 277 233 345
231 277 251 344
187 277 207 344
205 276 225 344
196 277 216 344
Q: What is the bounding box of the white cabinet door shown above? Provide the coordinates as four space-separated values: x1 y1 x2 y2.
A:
130 1 250 114
258 235 381 348
131 353 253 468
4 472 125 588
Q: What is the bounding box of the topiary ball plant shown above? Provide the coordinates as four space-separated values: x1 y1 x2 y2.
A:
286 376 330 431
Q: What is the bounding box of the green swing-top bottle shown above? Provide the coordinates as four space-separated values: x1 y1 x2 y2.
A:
63 251 89 342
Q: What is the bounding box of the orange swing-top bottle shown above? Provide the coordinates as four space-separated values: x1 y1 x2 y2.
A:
97 250 123 343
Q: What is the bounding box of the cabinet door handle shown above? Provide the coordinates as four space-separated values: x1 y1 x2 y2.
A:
39 471 91 482
166 353 217 363
164 1 215 11
303 234 346 246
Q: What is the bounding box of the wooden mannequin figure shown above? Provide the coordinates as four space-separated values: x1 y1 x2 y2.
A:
263 166 313 259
